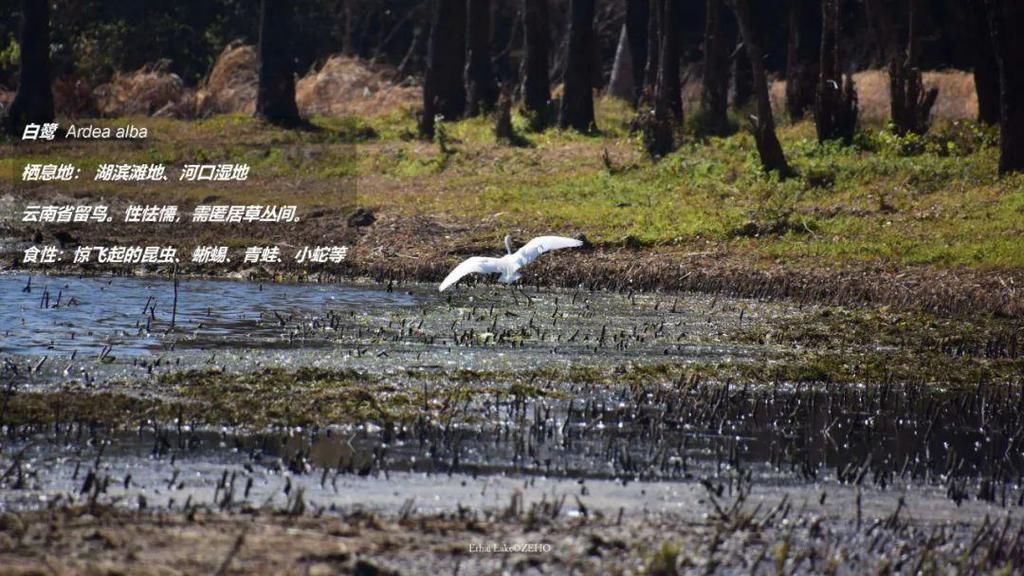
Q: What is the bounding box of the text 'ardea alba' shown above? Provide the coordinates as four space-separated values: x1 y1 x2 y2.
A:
438 235 583 292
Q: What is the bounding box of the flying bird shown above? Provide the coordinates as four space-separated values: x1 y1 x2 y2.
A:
439 235 583 292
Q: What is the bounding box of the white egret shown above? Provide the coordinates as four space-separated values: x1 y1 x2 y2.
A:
438 235 583 293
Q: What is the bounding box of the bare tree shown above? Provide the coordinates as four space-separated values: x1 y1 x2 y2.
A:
985 0 1024 173
5 0 55 135
699 0 732 136
521 0 551 129
784 0 820 120
642 0 660 94
608 25 635 101
887 0 938 135
559 0 598 132
971 0 999 125
814 0 857 143
730 0 793 177
466 0 499 116
494 84 515 143
625 0 650 103
731 40 752 109
655 0 683 125
341 0 355 55
255 0 301 125
420 0 467 138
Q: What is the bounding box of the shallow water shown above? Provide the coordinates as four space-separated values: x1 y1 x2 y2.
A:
0 273 787 387
1 274 1022 525
0 428 1017 526
0 274 415 356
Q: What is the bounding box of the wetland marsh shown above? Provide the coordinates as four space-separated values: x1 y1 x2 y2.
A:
1 273 1023 573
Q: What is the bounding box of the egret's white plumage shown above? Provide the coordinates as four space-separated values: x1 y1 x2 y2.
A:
438 235 583 292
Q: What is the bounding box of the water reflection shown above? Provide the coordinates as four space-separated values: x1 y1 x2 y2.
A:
0 274 416 355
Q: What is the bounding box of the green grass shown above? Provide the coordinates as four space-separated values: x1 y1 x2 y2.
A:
353 102 1022 269
0 366 568 430
4 102 1023 270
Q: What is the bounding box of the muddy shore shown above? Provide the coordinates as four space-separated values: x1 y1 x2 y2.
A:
2 495 1022 575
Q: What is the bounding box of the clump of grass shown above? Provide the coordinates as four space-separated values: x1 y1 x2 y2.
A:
166 368 417 427
433 114 452 156
646 541 682 576
1 391 163 428
730 177 816 238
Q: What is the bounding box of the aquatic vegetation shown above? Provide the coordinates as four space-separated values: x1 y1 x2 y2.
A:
1 274 1022 573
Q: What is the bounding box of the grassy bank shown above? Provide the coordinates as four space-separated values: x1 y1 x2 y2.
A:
2 100 1022 296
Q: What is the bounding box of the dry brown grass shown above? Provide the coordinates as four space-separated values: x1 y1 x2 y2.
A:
93 62 191 117
194 45 420 118
769 68 978 123
921 69 978 121
197 42 258 116
296 55 420 117
70 44 420 120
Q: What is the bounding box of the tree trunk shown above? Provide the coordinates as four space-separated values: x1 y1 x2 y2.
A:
700 0 731 136
986 0 1024 174
608 25 635 101
731 40 752 109
521 0 551 128
419 0 467 138
5 0 55 136
814 0 858 143
784 0 820 120
655 0 683 125
625 0 650 103
494 84 515 142
972 0 999 125
888 0 938 135
255 0 300 125
342 0 355 55
731 0 793 177
466 0 498 116
642 0 661 97
395 26 424 81
559 0 597 132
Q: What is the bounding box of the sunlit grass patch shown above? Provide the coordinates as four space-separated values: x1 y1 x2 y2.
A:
4 102 1021 271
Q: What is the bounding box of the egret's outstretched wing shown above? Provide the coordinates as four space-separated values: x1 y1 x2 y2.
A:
511 236 583 268
438 257 503 291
